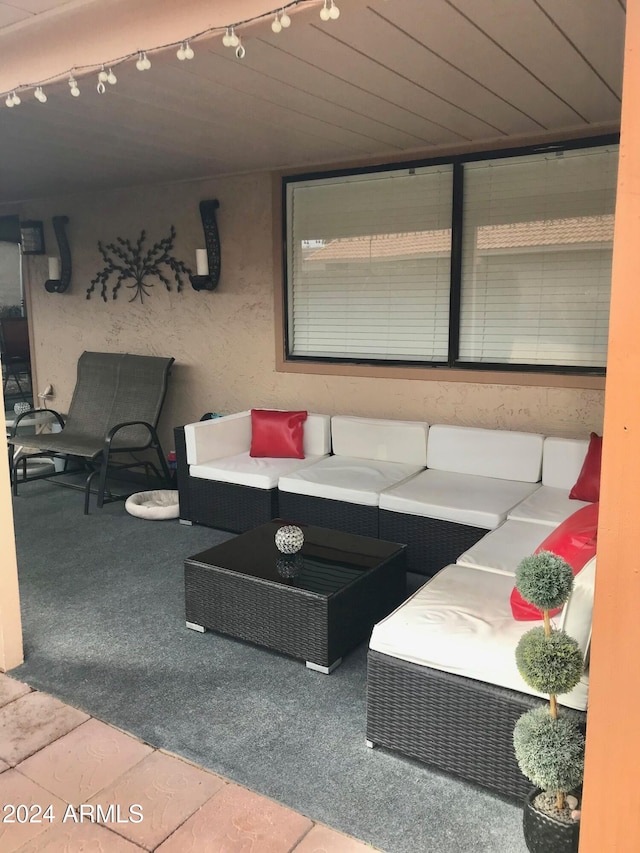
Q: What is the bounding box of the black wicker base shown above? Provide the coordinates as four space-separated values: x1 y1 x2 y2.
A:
365 650 585 801
278 491 379 538
379 509 488 577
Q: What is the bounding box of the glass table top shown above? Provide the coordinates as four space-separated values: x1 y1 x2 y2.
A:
186 520 406 596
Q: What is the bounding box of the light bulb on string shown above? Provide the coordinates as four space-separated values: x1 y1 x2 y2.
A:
235 39 246 59
329 1 340 20
177 41 194 60
98 65 109 83
34 87 47 103
222 27 232 47
68 76 80 97
272 12 282 33
11 91 21 106
106 68 117 85
280 9 291 27
136 51 151 71
5 91 18 108
320 0 330 21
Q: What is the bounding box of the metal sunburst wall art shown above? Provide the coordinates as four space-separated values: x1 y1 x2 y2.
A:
87 226 192 303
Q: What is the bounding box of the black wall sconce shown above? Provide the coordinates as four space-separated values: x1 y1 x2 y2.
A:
190 199 221 291
45 215 71 293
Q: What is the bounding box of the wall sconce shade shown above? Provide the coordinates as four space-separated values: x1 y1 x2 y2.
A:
45 216 71 293
190 200 221 291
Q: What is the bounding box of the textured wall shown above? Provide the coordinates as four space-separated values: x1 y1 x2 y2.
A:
16 170 604 453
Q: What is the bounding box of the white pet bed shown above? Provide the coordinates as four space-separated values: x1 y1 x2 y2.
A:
125 489 179 520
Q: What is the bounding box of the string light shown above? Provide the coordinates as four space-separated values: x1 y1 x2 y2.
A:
2 1 341 108
177 40 194 60
223 26 240 48
135 51 151 71
320 0 339 21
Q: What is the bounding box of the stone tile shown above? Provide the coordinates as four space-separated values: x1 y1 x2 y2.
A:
15 821 147 852
0 674 30 709
293 824 382 852
90 750 226 850
0 692 89 766
18 718 153 803
0 769 66 853
156 782 313 853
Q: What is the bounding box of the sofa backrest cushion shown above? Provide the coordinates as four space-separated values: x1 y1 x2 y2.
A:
426 425 544 483
185 411 331 465
561 556 596 656
302 413 332 456
542 436 590 489
331 416 428 466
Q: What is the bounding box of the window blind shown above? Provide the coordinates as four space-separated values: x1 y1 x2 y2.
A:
286 166 453 361
458 146 617 367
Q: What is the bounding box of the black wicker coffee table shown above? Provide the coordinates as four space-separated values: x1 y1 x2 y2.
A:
184 520 407 673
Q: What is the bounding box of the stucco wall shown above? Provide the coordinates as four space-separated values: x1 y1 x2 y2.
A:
13 170 604 453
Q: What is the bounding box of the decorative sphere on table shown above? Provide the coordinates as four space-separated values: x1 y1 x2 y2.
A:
275 524 304 554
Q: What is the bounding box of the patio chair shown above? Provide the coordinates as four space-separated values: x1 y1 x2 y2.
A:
1 316 32 402
8 351 174 513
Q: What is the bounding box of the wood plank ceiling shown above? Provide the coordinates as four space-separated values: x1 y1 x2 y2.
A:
0 0 625 203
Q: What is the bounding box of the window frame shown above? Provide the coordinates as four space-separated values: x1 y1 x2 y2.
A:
281 133 619 379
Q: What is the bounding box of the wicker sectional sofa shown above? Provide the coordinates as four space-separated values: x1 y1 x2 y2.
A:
175 411 595 800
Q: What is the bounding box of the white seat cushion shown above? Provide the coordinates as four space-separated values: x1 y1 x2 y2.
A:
278 456 424 507
190 453 328 490
379 469 541 529
369 564 589 711
508 485 591 527
456 519 552 576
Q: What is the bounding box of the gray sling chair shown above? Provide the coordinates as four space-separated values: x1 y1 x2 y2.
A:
8 351 174 514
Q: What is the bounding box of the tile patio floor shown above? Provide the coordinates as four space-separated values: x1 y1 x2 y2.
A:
0 673 380 852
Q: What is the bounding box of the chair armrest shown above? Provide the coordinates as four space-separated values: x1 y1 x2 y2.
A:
184 412 251 465
105 420 155 451
7 407 65 439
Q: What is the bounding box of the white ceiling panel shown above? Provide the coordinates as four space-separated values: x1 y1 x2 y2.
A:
0 0 625 203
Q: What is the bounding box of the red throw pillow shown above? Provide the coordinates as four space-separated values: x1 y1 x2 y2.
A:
510 502 599 621
569 432 603 503
250 409 307 458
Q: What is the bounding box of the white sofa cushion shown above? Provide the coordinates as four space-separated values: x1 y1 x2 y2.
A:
508 485 591 527
331 416 428 466
278 456 424 507
185 411 332 465
542 437 589 489
563 556 596 655
426 424 544 483
456 519 552 576
369 564 589 711
190 453 328 490
379 469 541 529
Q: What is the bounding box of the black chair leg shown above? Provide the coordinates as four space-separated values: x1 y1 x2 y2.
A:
96 456 110 509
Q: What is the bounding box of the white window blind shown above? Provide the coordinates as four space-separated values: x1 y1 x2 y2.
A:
459 146 617 367
286 166 453 361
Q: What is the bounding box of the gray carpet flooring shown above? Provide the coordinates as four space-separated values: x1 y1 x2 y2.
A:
10 480 528 853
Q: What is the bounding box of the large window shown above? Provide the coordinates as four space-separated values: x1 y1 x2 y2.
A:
284 139 618 375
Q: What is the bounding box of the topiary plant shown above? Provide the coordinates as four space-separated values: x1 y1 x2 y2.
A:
513 550 585 814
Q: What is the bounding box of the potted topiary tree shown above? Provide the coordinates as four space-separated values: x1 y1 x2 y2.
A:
512 551 586 853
